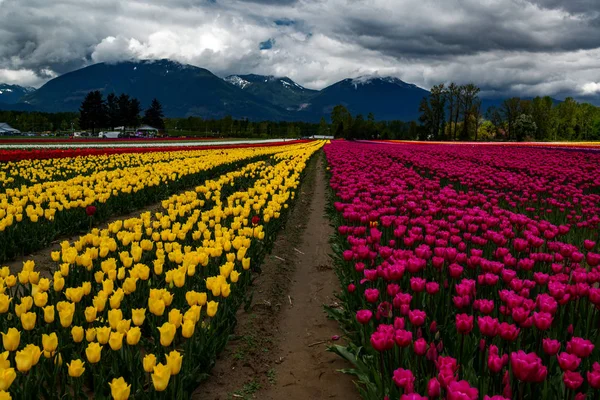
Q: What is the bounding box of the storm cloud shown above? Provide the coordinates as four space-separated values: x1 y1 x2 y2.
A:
0 0 599 101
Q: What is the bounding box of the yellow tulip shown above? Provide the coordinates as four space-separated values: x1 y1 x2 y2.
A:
42 333 58 353
181 319 195 338
148 297 165 316
126 327 141 346
71 326 84 343
207 301 219 317
116 319 131 334
20 312 36 331
131 308 146 326
85 342 102 364
33 291 48 307
151 363 171 391
143 354 156 373
24 344 41 366
53 276 65 292
242 257 251 270
0 295 10 313
1 328 19 352
109 331 124 351
168 309 182 329
57 302 75 328
15 349 33 372
108 309 123 330
109 377 131 400
157 322 176 347
67 359 85 377
0 390 11 400
51 251 61 262
96 326 111 345
197 292 207 306
0 368 16 391
0 352 9 369
43 305 55 323
86 328 96 342
84 306 97 323
165 350 183 375
93 295 107 312
230 270 240 283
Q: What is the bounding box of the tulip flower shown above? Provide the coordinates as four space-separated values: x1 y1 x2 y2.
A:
67 359 85 378
158 322 176 347
1 329 19 352
143 354 157 373
85 342 102 364
108 377 131 400
165 350 183 375
151 363 171 391
0 368 16 391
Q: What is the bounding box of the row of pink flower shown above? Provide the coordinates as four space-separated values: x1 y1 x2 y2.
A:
324 141 600 400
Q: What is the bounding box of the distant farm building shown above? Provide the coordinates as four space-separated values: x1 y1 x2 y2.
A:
0 123 20 135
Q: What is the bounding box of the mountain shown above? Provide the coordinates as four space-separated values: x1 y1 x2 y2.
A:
300 76 430 121
0 84 35 104
224 74 317 110
21 60 291 120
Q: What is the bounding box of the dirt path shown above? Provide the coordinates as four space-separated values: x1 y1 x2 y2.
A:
195 150 359 400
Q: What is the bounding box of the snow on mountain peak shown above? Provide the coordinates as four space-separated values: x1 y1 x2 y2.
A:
349 75 414 89
225 75 252 89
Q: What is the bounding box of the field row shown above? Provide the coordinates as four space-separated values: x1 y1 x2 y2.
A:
325 141 600 400
0 140 323 399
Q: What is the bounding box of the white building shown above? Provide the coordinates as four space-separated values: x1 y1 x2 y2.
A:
0 123 20 135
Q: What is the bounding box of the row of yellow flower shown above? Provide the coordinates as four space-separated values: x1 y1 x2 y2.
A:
0 140 324 399
0 142 308 262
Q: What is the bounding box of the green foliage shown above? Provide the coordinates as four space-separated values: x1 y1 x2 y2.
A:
142 98 165 129
78 91 106 134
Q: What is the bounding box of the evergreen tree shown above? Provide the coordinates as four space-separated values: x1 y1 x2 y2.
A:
105 93 119 130
79 91 106 134
142 98 165 129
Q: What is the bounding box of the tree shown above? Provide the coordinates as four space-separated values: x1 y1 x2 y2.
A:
530 96 555 140
486 106 504 139
445 83 461 140
331 105 352 139
459 83 480 140
128 98 141 128
514 114 537 141
317 117 329 137
472 99 482 141
143 98 165 130
501 97 521 140
419 84 446 140
106 93 119 130
79 91 106 134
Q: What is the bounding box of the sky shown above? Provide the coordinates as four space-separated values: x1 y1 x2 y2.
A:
1 0 600 101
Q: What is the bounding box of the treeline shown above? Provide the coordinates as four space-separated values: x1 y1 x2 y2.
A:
419 83 600 141
166 110 419 140
79 91 165 133
0 110 78 133
329 105 419 140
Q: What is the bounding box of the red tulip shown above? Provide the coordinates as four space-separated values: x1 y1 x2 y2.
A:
394 329 413 347
542 338 561 356
408 310 426 326
356 310 373 325
510 351 547 382
447 380 478 400
567 337 594 358
393 368 415 391
533 311 553 331
455 314 474 334
85 205 97 216
478 316 499 337
557 352 581 371
427 378 441 398
414 338 427 356
563 371 584 390
251 215 260 225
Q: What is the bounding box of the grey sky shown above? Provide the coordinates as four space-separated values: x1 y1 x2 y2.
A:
0 0 599 100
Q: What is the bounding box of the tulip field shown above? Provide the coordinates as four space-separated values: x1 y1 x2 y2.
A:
325 141 600 400
0 139 323 399
3 137 600 400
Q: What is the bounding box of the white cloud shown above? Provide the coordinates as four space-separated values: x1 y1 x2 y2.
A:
581 82 600 95
0 0 599 103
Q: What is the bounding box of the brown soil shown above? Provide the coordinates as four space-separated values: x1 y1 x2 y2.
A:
194 151 359 400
